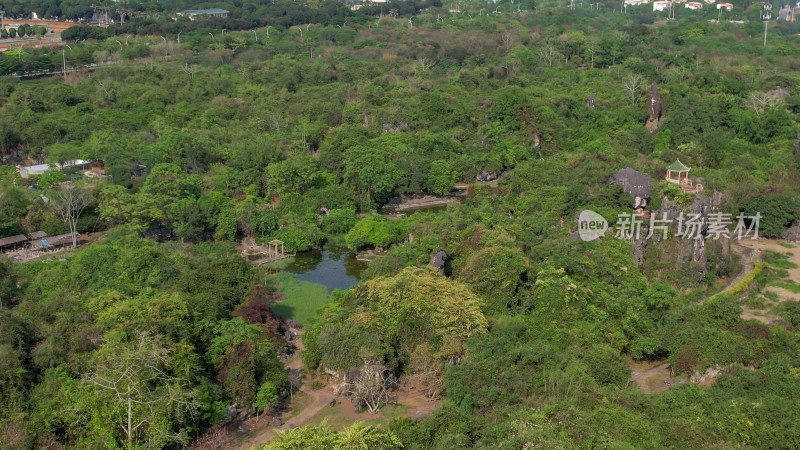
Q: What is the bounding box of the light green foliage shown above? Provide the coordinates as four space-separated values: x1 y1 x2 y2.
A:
2 5 800 448
268 223 323 252
304 267 487 374
0 231 284 446
704 261 766 303
344 145 405 207
425 160 458 195
265 422 401 450
322 208 358 235
254 382 278 411
35 169 67 189
344 215 406 250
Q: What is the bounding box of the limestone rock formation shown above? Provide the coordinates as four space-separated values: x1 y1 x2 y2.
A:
785 220 800 243
429 249 447 274
476 171 499 182
645 84 663 132
609 168 652 209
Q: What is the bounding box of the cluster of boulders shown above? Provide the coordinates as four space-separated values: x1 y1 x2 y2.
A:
219 404 283 429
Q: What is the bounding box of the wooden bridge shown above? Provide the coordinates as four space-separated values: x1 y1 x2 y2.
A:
247 239 294 265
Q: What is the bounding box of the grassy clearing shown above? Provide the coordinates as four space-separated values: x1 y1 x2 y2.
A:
778 242 797 249
305 403 411 430
268 272 330 326
772 281 800 294
764 250 798 269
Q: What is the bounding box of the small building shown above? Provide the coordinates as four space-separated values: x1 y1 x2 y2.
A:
624 0 650 5
28 231 48 240
685 2 704 8
653 1 672 11
27 232 78 251
716 1 732 9
665 159 690 184
17 159 89 178
0 234 27 252
177 8 229 20
778 5 791 20
90 160 107 175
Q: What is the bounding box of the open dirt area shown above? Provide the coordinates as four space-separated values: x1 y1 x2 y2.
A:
224 331 440 450
629 360 672 393
738 239 800 324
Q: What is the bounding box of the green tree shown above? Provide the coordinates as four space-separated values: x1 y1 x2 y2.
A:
345 215 401 250
344 145 405 206
253 382 278 423
425 160 458 195
81 334 198 449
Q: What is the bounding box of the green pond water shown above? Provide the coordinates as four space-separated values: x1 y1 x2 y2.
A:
279 248 367 293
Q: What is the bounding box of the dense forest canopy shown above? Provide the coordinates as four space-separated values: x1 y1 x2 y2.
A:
1 1 800 448
0 0 439 24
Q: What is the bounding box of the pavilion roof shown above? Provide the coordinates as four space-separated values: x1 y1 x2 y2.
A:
666 159 690 172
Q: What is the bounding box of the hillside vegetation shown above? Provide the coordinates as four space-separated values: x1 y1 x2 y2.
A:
1 3 800 448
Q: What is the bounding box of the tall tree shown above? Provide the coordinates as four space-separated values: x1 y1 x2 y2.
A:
82 334 198 449
49 183 92 248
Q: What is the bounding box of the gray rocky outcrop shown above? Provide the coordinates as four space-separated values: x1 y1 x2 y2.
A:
645 84 663 132
785 220 800 243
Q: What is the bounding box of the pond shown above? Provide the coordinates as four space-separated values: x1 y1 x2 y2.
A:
266 248 367 325
280 248 367 293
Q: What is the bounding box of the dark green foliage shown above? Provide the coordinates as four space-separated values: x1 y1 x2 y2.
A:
739 193 800 238
0 231 285 447
1 4 800 448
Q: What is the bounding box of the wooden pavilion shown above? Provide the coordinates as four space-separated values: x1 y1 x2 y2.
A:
666 160 703 194
267 239 285 258
665 159 690 184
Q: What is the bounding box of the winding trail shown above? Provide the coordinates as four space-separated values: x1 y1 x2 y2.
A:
227 333 335 450
695 241 757 304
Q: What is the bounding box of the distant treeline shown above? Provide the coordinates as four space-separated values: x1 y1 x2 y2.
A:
52 0 442 41
0 0 441 25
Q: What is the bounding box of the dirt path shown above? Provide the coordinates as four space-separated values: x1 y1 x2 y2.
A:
630 361 672 393
226 333 335 450
695 241 755 304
